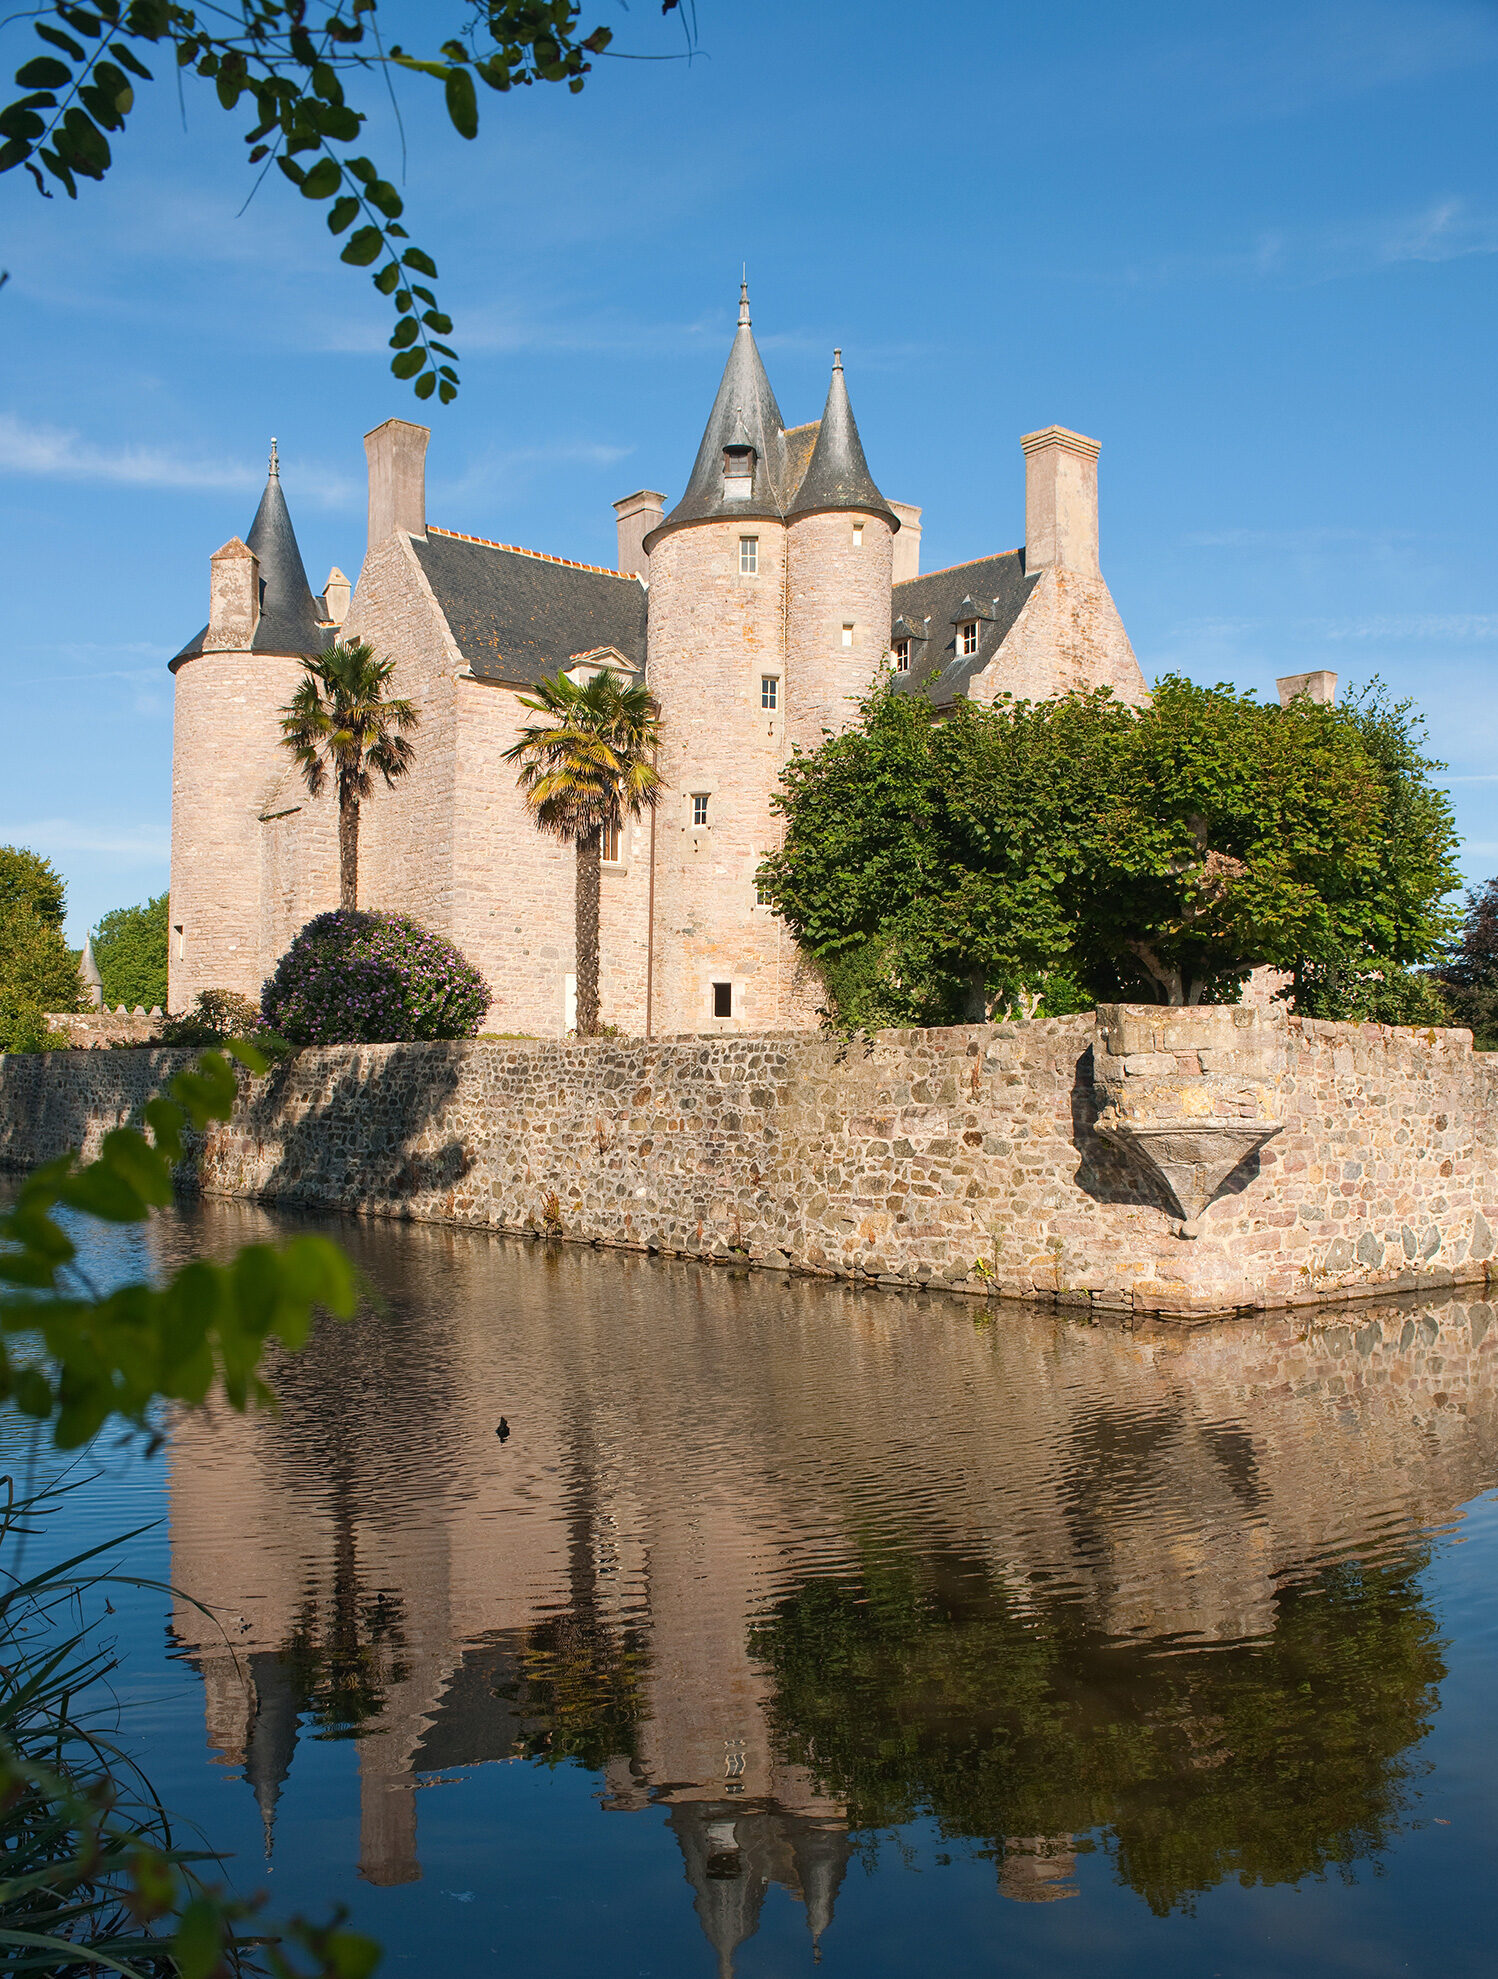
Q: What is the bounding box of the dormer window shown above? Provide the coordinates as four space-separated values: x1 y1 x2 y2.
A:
722 445 755 499
894 641 911 672
960 621 979 657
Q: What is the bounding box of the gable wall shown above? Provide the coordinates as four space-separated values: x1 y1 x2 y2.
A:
970 565 1148 707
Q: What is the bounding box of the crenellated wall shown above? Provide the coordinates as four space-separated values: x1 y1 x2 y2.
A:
3 1005 1495 1320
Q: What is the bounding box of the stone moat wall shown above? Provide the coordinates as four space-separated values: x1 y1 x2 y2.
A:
1 1006 1494 1319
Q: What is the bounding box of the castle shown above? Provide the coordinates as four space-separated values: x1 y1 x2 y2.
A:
168 286 1145 1031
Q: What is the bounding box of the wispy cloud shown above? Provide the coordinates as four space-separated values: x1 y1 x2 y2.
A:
1184 526 1418 551
429 440 634 512
1311 613 1498 642
0 414 356 506
0 818 169 860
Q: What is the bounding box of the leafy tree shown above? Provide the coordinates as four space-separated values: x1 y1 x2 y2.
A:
280 639 419 911
1 1 689 402
1438 876 1498 1048
504 669 662 1036
761 676 1461 1021
92 889 169 1010
752 1547 1443 1917
0 843 81 1047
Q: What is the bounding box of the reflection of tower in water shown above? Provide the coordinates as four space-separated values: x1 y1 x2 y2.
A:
163 1207 1498 1969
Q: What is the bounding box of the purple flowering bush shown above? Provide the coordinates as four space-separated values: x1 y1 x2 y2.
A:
262 910 491 1045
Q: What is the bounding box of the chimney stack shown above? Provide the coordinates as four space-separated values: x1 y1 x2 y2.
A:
322 566 352 627
1277 671 1337 707
1021 426 1101 575
888 500 922 584
613 490 665 579
364 418 429 553
205 537 260 651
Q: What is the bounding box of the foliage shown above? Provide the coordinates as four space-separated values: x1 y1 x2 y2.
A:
0 848 66 930
93 892 169 1012
260 909 489 1045
500 1616 649 1770
0 2 689 402
503 668 662 1036
761 675 1462 1020
155 987 264 1046
1438 876 1498 1049
280 641 419 912
1290 960 1451 1027
0 845 82 1049
751 1547 1444 1917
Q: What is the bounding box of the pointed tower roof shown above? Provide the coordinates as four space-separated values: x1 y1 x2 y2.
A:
646 281 791 549
78 936 103 1008
171 439 330 666
788 350 897 528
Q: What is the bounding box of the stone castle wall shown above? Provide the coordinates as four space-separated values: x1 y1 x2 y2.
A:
2 1005 1494 1319
972 563 1147 706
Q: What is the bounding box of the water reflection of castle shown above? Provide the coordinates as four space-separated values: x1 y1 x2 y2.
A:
166 1207 1498 1968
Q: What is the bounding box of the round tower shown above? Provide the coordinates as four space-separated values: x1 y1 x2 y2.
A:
784 351 897 757
643 285 798 1036
168 445 336 1011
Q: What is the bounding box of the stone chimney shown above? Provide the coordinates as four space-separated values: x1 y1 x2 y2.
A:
364 418 428 552
1021 426 1101 575
322 566 352 626
613 490 665 579
889 500 922 584
1277 670 1337 706
205 537 260 651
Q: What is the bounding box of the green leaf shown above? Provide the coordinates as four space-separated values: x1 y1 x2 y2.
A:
59 1162 146 1223
413 369 436 400
171 1897 224 1979
438 379 458 404
373 259 401 294
421 310 453 334
401 247 438 278
15 58 72 90
98 1128 173 1207
340 225 383 266
299 155 342 199
366 177 403 218
389 315 419 348
344 153 378 185
390 348 425 379
35 26 86 61
110 43 153 81
327 193 359 234
391 54 452 79
444 66 478 139
277 154 307 187
225 1036 267 1074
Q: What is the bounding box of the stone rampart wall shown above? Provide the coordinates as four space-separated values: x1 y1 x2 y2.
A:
1 1007 1494 1319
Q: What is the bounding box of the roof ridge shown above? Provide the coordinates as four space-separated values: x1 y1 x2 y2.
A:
897 548 1023 583
426 526 640 581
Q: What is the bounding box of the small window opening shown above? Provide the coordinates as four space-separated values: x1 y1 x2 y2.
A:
723 445 754 497
601 823 621 864
894 641 910 673
761 675 779 710
174 923 184 959
739 535 758 575
841 623 854 647
712 981 733 1018
755 878 772 906
692 793 709 827
852 522 864 548
960 621 979 657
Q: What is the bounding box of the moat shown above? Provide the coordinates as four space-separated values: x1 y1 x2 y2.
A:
44 1199 1498 1976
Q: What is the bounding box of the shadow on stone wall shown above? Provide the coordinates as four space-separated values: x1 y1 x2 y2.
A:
237 1046 473 1210
1066 1046 1265 1219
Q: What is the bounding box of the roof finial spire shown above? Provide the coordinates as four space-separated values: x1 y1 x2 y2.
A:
268 436 279 478
738 271 750 327
832 347 842 371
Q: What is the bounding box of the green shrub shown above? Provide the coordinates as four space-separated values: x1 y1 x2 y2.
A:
261 910 490 1045
0 997 64 1053
154 988 261 1047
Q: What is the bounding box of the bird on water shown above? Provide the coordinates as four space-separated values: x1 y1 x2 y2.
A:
496 1418 510 1441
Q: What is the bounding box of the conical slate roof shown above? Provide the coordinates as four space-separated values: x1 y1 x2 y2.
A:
171 440 330 666
788 350 897 527
646 283 791 547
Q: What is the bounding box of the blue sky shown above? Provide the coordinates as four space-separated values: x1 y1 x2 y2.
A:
1 0 1495 941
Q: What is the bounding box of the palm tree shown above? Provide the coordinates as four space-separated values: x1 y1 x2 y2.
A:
504 669 662 1036
280 640 419 911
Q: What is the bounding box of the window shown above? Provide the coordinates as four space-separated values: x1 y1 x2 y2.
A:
739 536 758 575
894 641 910 673
723 445 754 497
692 793 709 827
841 623 854 647
761 675 779 710
755 878 772 906
960 621 979 657
852 522 864 548
601 823 621 864
174 923 184 959
712 981 733 1018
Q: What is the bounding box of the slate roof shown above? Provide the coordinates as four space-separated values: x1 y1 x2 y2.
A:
414 529 647 686
889 550 1041 706
171 455 331 668
788 352 897 528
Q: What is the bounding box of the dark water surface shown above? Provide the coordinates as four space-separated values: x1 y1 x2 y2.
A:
30 1199 1498 1976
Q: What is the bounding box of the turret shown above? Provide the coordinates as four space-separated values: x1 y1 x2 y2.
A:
168 441 337 1010
785 350 896 754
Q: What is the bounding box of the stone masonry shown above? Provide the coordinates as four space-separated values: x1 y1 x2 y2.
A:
3 1004 1493 1320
